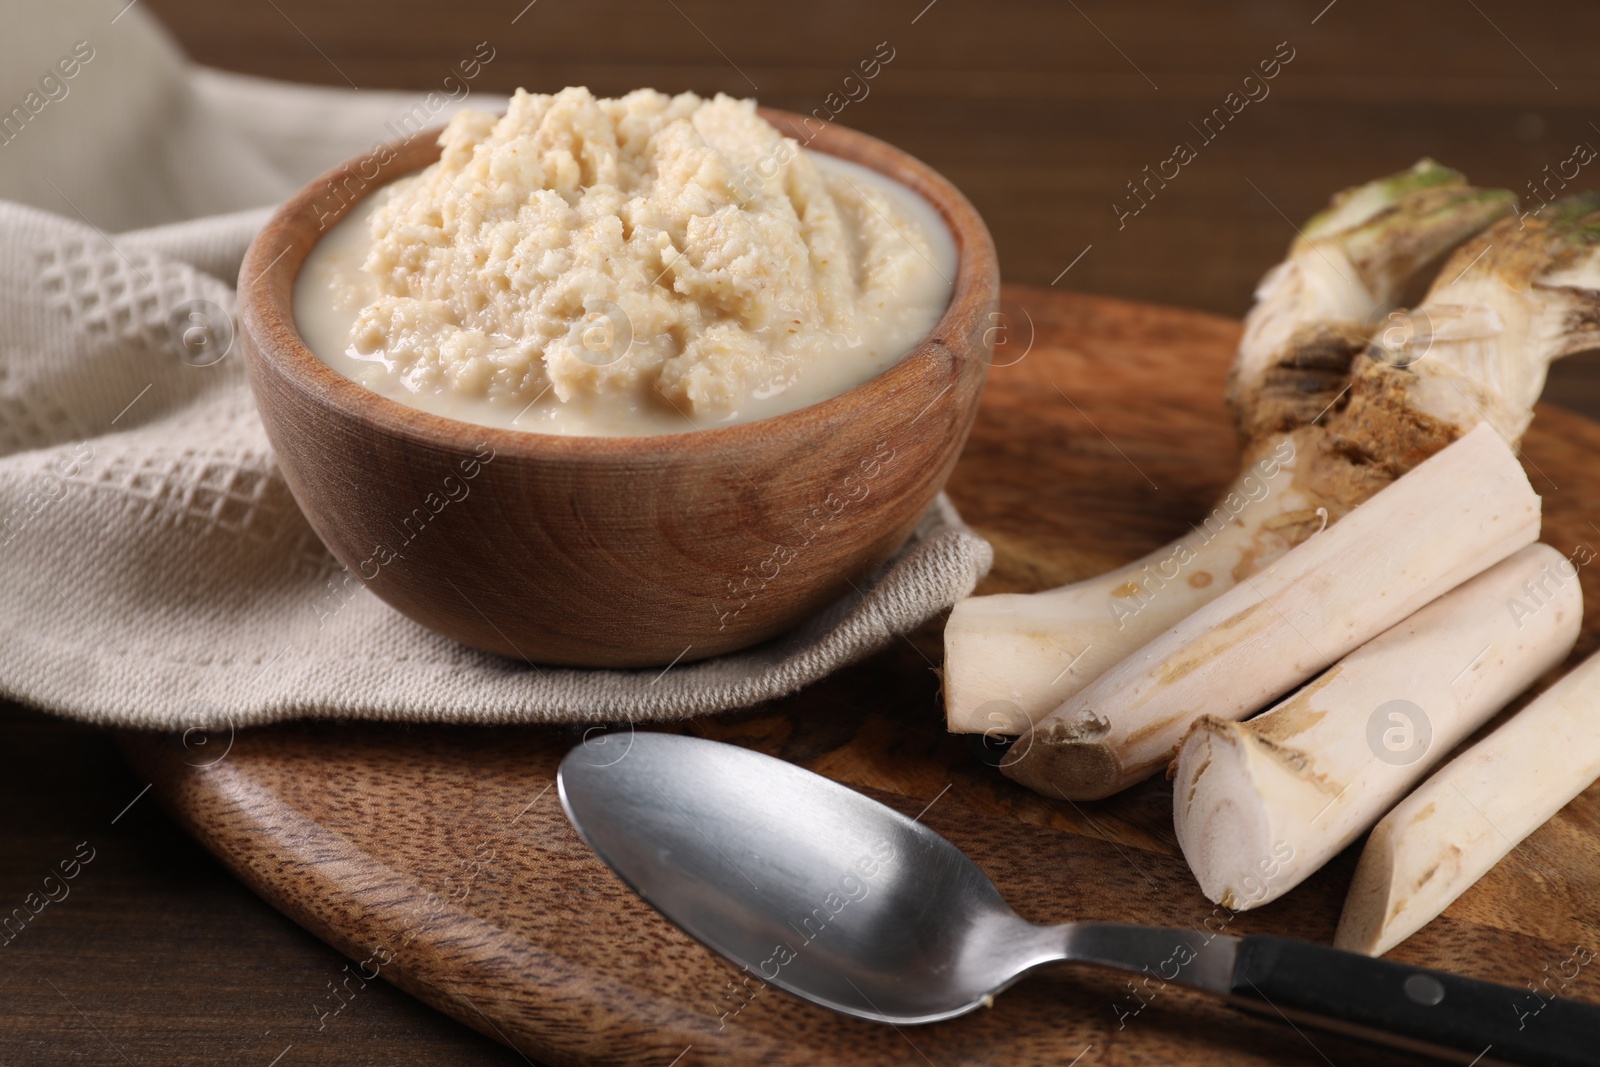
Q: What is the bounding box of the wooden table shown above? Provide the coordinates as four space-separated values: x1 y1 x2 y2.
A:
6 1 1600 1063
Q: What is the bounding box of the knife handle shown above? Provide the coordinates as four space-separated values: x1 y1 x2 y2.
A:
1230 935 1600 1067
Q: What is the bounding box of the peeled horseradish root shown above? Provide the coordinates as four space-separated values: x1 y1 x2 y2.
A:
944 161 1519 738
998 423 1541 800
974 188 1600 805
1170 542 1581 911
1336 644 1600 957
948 179 1600 755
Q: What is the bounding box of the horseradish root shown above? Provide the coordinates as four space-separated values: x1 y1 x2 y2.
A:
1334 193 1600 463
1336 645 1600 957
1171 543 1580 910
1001 423 1539 800
944 163 1516 736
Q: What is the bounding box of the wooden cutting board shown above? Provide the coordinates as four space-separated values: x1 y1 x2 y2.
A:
119 284 1600 1067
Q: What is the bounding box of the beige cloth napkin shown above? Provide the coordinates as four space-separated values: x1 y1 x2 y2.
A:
0 3 992 730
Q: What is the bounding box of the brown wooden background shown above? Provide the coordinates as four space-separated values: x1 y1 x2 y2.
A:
6 1 1600 1063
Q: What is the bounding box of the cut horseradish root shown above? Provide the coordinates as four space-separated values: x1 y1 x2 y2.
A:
999 422 1541 801
1171 542 1581 911
945 162 1518 737
1335 646 1600 957
969 183 1600 802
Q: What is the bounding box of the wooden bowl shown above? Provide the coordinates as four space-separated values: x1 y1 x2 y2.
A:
237 109 998 668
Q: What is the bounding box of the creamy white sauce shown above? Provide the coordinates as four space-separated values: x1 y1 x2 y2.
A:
294 151 957 437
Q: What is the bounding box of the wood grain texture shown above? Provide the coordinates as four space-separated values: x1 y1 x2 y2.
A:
121 285 1600 1066
0 706 528 1067
239 111 997 668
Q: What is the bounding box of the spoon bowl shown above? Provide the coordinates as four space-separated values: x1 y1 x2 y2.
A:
559 729 1077 1022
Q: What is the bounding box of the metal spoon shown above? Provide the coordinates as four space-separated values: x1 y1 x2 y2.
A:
558 732 1600 1066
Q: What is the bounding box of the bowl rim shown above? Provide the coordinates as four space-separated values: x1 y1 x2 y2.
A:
238 105 998 462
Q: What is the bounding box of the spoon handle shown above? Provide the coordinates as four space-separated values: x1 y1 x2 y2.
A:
1230 935 1600 1066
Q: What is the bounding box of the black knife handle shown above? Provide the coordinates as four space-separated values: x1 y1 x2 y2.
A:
1230 935 1600 1067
